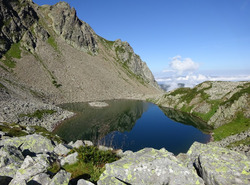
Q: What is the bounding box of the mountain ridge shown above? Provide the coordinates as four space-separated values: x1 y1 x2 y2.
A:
0 0 162 104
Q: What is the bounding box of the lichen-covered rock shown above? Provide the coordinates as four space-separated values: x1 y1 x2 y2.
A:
187 142 250 185
10 154 49 183
0 145 24 177
60 152 78 166
28 173 51 185
53 143 71 156
98 148 204 185
71 140 84 149
49 169 71 185
21 134 55 154
0 134 55 154
9 178 26 185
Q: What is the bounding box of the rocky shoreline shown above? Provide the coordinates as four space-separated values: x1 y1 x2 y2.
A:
0 98 75 132
0 124 250 185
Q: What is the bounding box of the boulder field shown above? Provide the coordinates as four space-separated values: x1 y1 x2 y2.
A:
0 128 249 185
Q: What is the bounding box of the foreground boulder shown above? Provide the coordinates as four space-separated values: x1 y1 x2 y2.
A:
0 145 24 178
187 142 250 185
9 154 50 184
49 170 71 185
98 148 204 185
0 134 55 155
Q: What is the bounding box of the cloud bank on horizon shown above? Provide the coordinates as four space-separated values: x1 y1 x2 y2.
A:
158 55 250 91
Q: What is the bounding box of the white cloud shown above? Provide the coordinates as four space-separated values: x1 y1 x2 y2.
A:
156 74 250 91
168 55 199 74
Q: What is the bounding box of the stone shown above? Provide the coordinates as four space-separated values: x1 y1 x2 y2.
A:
60 152 78 166
28 173 51 185
11 154 49 182
26 126 35 134
49 169 71 185
9 178 26 185
77 179 95 185
0 145 24 177
48 1 98 54
187 142 250 185
98 148 204 185
71 140 84 148
83 140 93 146
21 134 55 154
98 145 109 151
54 143 71 156
114 149 123 157
0 134 55 155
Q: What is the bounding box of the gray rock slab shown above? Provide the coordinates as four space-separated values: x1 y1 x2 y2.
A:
71 140 84 149
187 142 250 185
83 140 93 146
49 169 71 185
0 145 24 177
28 173 51 185
0 134 55 154
60 152 78 166
98 148 204 185
54 143 71 156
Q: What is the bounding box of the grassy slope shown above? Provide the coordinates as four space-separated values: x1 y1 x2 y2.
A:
158 82 250 144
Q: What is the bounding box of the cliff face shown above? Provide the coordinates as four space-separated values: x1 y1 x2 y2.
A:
0 0 161 104
155 81 250 129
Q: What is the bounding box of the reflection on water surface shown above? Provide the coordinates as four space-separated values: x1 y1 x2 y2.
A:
55 100 211 155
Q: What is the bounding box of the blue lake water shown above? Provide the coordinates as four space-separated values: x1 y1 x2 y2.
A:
54 100 211 155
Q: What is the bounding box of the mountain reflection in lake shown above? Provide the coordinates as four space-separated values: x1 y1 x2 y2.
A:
54 100 211 155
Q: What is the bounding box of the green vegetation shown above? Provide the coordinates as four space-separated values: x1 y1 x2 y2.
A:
19 109 56 119
47 36 59 52
0 123 27 137
0 82 6 88
121 62 147 86
33 53 62 88
31 125 63 144
193 100 221 122
0 42 22 68
0 122 63 143
63 146 119 183
213 112 250 141
7 42 22 59
48 161 61 174
221 83 250 107
99 37 114 49
115 45 126 54
52 78 62 88
226 137 250 148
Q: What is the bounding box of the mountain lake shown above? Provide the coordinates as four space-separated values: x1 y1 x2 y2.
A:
54 100 212 155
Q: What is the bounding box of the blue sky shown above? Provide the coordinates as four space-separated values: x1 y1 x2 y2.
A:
33 0 250 79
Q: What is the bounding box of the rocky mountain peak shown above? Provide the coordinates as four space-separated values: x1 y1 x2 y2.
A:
47 1 98 54
0 0 161 103
0 0 38 57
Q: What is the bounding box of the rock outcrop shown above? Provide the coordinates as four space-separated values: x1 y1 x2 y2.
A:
98 148 204 185
0 0 38 57
47 2 98 54
156 81 250 128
